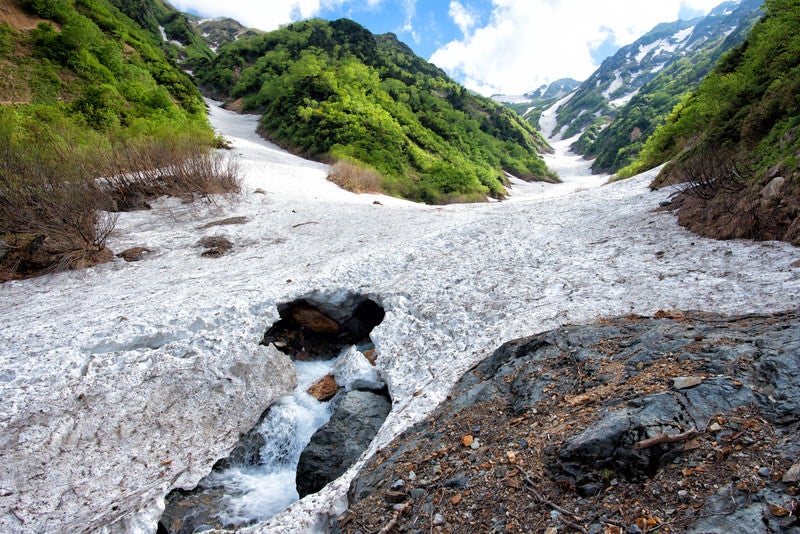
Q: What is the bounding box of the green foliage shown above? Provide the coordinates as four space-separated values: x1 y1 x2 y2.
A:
624 0 800 182
197 18 555 203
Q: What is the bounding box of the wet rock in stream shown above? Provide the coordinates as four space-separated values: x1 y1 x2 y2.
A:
296 387 392 498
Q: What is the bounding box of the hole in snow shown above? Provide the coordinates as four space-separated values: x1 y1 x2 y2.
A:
261 296 385 361
158 294 388 533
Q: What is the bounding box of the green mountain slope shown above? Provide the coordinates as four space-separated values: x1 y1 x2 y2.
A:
197 18 556 203
0 0 227 278
581 0 762 174
625 0 800 245
0 0 210 134
549 0 761 175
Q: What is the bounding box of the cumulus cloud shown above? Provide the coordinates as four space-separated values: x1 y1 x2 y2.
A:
170 0 354 31
449 1 477 36
431 0 726 96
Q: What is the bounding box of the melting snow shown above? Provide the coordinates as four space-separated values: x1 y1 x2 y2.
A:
602 72 624 99
1 100 799 533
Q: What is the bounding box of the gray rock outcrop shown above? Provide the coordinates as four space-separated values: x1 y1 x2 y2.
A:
343 310 800 533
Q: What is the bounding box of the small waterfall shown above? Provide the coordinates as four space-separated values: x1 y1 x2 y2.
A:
159 360 337 532
158 295 388 534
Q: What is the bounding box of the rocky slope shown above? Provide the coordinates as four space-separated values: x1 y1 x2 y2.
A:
341 309 800 533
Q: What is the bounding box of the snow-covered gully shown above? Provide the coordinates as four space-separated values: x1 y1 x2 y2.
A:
1 101 799 533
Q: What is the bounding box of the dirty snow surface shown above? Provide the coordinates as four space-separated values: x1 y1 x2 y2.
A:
2 101 800 533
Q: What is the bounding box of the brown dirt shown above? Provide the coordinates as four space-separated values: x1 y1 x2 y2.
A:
651 156 800 247
339 312 800 533
0 0 51 31
668 178 800 246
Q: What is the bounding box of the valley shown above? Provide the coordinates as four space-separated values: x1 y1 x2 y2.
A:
1 100 798 532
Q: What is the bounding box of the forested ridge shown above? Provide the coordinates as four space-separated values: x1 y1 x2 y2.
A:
625 0 800 245
196 18 557 203
549 0 762 175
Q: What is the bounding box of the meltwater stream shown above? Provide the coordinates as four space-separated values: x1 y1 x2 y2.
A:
159 359 337 532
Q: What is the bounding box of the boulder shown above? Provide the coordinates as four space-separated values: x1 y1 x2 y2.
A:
307 374 340 401
296 388 391 498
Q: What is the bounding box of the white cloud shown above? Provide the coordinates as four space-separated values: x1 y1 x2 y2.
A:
449 1 477 36
431 0 727 96
400 0 419 44
170 0 354 31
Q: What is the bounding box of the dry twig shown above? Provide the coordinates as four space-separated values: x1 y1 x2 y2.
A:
378 500 411 534
635 428 698 449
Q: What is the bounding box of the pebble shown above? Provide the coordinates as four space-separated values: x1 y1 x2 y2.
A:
410 488 425 499
758 467 771 478
433 513 445 525
407 470 417 481
783 463 800 483
391 479 405 490
444 472 468 489
673 376 703 389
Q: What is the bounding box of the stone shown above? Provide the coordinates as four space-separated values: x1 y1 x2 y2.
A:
307 375 339 401
444 472 468 489
117 246 153 262
782 463 800 483
410 488 425 499
198 235 233 257
761 176 786 200
296 389 391 498
462 435 474 447
673 376 703 389
291 303 340 334
261 296 385 361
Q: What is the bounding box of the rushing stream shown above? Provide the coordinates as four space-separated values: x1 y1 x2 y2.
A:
159 359 337 532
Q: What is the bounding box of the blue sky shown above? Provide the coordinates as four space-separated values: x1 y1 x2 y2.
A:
172 0 728 95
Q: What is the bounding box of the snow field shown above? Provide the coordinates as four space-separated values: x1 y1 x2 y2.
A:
1 101 798 533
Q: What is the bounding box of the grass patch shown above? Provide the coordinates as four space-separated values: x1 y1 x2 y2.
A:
327 159 383 194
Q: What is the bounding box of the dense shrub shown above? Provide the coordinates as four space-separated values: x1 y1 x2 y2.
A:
0 108 240 280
